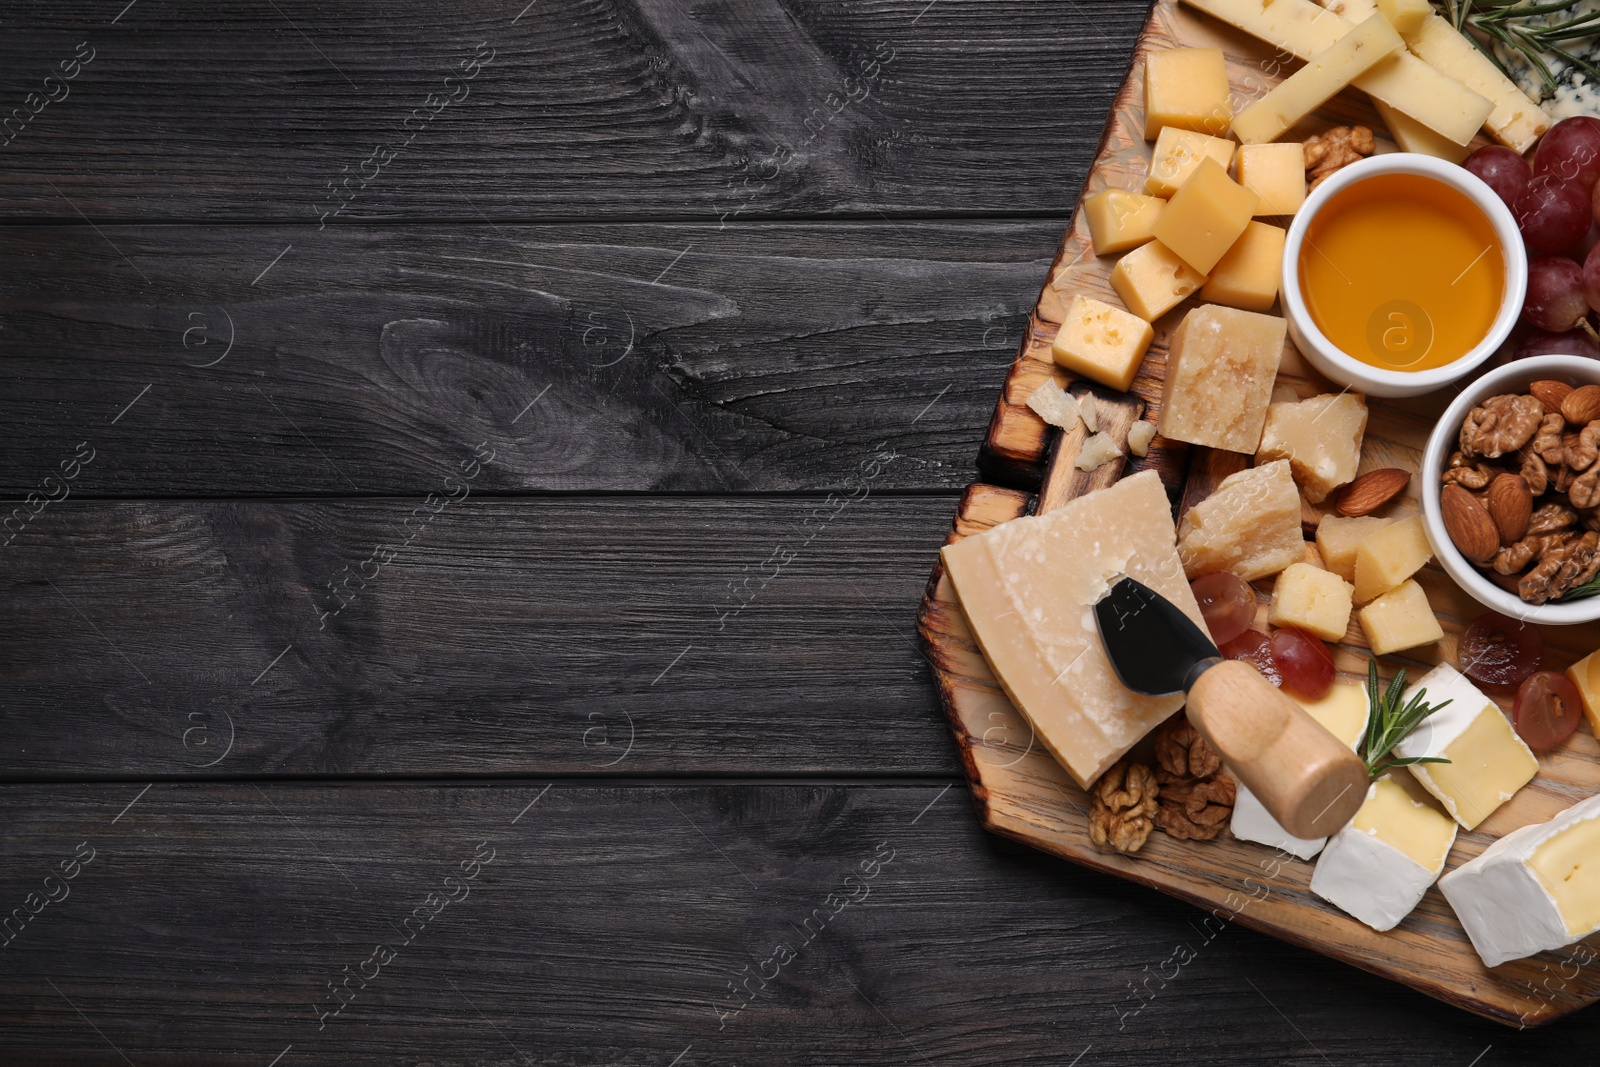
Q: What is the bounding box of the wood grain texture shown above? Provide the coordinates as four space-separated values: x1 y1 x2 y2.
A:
1 781 1595 1065
0 0 1148 221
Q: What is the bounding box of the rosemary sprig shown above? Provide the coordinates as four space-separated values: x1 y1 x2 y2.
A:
1559 575 1600 601
1440 1 1600 94
1363 661 1454 778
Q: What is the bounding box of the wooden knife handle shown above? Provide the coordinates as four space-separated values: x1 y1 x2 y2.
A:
1186 660 1368 839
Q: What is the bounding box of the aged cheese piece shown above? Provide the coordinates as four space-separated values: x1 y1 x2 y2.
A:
1234 143 1307 217
1316 514 1394 582
1145 47 1232 138
1441 794 1600 968
1377 0 1429 33
1269 562 1355 641
1358 578 1442 655
1083 190 1166 256
1177 459 1305 580
1157 304 1286 453
1146 127 1236 197
1394 663 1538 831
1110 240 1208 322
1152 157 1260 274
1564 647 1600 738
1233 15 1406 145
1257 392 1368 503
940 471 1205 790
1402 14 1550 154
1231 681 1370 858
1372 99 1471 164
1353 514 1430 603
1311 773 1457 931
1200 221 1286 312
1025 380 1082 430
1052 294 1156 392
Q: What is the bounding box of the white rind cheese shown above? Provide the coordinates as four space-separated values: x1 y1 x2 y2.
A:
1310 774 1458 931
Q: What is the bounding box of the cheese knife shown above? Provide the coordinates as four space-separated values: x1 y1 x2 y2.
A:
1095 575 1368 839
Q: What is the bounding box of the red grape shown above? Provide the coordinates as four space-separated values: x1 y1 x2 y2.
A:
1466 144 1532 211
1586 241 1600 313
1220 629 1282 687
1533 117 1600 194
1459 611 1543 691
1517 176 1591 255
1513 670 1582 750
1190 571 1256 646
1270 627 1334 700
1524 256 1590 332
1515 328 1600 361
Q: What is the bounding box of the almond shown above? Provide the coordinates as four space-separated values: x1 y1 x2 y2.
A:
1485 473 1533 546
1562 383 1600 425
1440 483 1500 564
1335 468 1411 516
1530 379 1573 415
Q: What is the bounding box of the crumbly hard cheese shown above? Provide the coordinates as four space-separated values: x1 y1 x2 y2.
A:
1146 127 1236 198
1234 143 1307 217
1144 47 1232 139
1110 240 1208 322
1025 380 1082 430
1082 190 1166 256
1257 392 1369 503
1232 15 1407 145
941 471 1206 790
1158 304 1286 453
1177 459 1306 581
1311 773 1458 932
1152 157 1260 275
1052 294 1156 392
1316 514 1394 582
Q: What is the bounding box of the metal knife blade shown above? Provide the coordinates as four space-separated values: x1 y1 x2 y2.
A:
1094 575 1221 697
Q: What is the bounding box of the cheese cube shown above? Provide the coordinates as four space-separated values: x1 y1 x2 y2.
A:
1233 143 1306 217
1316 515 1394 582
1311 773 1457 932
1146 127 1236 198
1200 221 1286 313
1152 158 1260 275
1564 647 1600 739
1372 100 1470 165
1110 240 1207 322
1402 14 1549 154
1353 514 1431 603
1256 392 1368 503
1177 459 1305 581
1357 578 1442 654
1082 190 1166 256
1394 664 1538 831
1051 294 1155 391
1377 0 1430 34
1157 304 1285 453
1441 794 1600 968
941 471 1205 789
1269 562 1354 641
1233 16 1406 145
1144 47 1232 139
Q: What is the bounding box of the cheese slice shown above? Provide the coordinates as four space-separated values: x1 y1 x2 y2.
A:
940 471 1205 789
1401 14 1550 154
1311 772 1458 931
1441 794 1600 968
1372 99 1471 164
1233 15 1406 145
1394 663 1539 831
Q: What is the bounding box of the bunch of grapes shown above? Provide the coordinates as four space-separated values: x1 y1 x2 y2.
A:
1465 117 1600 355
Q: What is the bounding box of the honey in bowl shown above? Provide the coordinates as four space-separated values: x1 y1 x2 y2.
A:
1297 173 1505 372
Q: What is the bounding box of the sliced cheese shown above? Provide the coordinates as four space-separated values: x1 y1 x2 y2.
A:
1377 0 1429 34
1311 772 1457 931
1372 99 1471 164
1233 15 1406 145
1402 14 1550 154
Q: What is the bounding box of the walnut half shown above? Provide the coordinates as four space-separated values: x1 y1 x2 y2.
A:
1304 125 1375 190
1089 760 1159 855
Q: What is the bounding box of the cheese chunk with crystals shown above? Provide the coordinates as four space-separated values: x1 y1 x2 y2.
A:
1316 514 1394 582
1111 240 1208 322
1200 221 1285 312
1311 773 1457 931
940 471 1204 789
1083 190 1166 256
1256 392 1368 503
1231 681 1370 858
1152 158 1259 274
1146 127 1236 198
1564 647 1600 739
1353 513 1430 602
1372 99 1470 164
1441 794 1600 968
1177 459 1305 580
1233 16 1406 145
1377 0 1428 33
1052 294 1155 391
1234 143 1306 217
1157 304 1285 453
1402 14 1550 154
1394 664 1538 831
1144 47 1232 138
1269 562 1354 641
1358 578 1442 655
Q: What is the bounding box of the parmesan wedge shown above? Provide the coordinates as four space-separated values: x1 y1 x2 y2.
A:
1233 15 1406 145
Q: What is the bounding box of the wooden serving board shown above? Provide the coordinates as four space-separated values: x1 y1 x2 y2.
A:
920 0 1600 1028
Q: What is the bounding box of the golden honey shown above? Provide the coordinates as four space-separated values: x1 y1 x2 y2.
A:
1298 173 1504 372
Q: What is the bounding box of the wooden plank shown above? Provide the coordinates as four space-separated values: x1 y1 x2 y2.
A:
0 221 1054 495
1 781 1594 1063
0 0 1149 221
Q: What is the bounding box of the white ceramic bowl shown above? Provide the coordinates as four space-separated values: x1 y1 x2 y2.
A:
1281 153 1527 399
1421 355 1600 625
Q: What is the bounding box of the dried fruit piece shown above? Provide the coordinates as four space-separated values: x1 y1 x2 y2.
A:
1270 626 1335 700
1563 384 1600 426
1335 468 1410 516
1190 571 1255 646
1219 629 1282 687
1459 612 1543 691
1529 379 1574 414
1485 474 1533 546
1513 671 1583 750
1440 483 1501 564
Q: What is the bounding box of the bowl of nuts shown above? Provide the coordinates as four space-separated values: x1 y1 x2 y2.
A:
1422 354 1600 625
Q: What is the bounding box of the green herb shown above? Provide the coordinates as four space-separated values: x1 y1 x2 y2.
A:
1559 575 1600 602
1439 1 1600 95
1363 661 1454 779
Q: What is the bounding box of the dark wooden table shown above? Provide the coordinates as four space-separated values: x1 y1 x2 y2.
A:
0 1 1592 1062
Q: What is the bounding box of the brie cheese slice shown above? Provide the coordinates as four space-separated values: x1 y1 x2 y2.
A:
1311 773 1457 931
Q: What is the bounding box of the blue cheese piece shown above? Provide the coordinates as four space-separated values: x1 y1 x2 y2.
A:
1489 0 1600 123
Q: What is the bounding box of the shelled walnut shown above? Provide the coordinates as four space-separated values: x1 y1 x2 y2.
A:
1089 760 1160 855
1304 125 1375 190
1150 715 1236 842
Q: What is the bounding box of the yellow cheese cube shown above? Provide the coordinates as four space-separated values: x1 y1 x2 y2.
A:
1082 190 1165 256
1157 304 1285 453
1110 240 1207 322
1358 578 1443 655
1256 391 1368 503
1152 157 1260 275
1316 514 1394 582
1269 561 1355 641
1373 100 1470 164
1199 220 1286 312
1378 0 1430 34
1353 514 1432 603
1144 47 1232 139
1146 127 1236 197
1178 459 1306 581
1233 143 1306 217
1233 15 1406 145
1565 649 1600 740
1051 294 1155 392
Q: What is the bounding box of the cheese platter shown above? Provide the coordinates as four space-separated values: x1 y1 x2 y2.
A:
918 0 1600 1027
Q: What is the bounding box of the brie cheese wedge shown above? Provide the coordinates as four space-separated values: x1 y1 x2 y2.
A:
1311 773 1457 931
